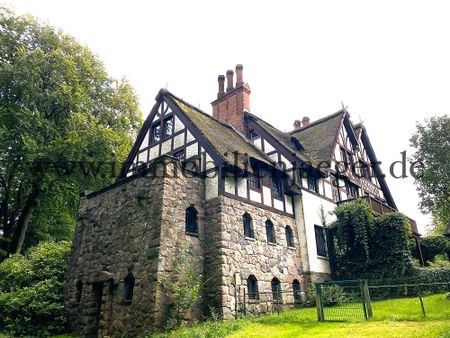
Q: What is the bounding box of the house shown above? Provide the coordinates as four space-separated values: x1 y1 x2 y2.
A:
65 65 420 337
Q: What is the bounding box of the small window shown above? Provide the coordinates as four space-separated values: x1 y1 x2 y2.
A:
271 277 282 301
124 273 135 301
293 279 301 303
76 280 83 303
248 172 260 189
163 116 174 138
314 225 328 257
340 147 348 164
266 220 276 244
272 176 282 198
185 206 198 235
247 275 259 300
307 175 318 193
285 226 294 247
151 124 161 144
243 213 254 238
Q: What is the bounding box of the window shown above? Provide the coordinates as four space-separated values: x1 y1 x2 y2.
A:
185 206 198 234
346 181 359 198
330 176 341 202
76 280 83 303
272 176 282 198
247 275 259 300
124 273 135 301
285 226 294 247
248 172 260 189
307 175 318 193
173 149 185 161
151 123 161 144
163 116 174 138
271 277 282 301
243 213 254 238
361 162 372 181
314 225 328 257
249 130 258 139
266 220 276 244
292 279 301 303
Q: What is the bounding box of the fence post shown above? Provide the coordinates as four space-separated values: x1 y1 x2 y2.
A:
315 283 324 322
416 284 426 318
276 286 280 316
243 288 246 316
360 280 368 320
362 280 373 319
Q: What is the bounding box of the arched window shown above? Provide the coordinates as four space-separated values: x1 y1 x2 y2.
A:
292 279 301 303
185 206 198 234
247 275 259 300
266 220 276 244
124 273 135 301
285 226 294 247
76 280 83 303
243 213 254 238
271 277 282 301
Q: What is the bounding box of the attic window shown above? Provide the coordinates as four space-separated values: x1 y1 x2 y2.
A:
290 137 303 151
163 116 174 138
151 124 161 144
249 130 258 139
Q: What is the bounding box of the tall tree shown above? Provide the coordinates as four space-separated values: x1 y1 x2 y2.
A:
0 7 142 257
410 115 450 233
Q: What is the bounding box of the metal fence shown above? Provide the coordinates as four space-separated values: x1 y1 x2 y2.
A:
315 279 450 322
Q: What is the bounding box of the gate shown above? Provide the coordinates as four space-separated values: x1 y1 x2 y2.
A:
315 280 372 321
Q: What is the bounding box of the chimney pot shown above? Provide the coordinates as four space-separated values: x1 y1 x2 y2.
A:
235 64 244 87
217 75 225 98
293 120 302 129
302 116 310 126
226 70 234 93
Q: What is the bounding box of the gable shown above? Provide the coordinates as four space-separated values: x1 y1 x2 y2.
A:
119 94 218 178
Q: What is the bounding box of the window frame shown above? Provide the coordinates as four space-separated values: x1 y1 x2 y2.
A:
185 206 199 235
271 277 282 301
247 275 259 300
151 123 161 144
248 171 261 190
314 225 328 257
265 220 276 244
271 175 282 198
292 279 301 303
243 213 255 239
163 115 174 139
285 225 294 248
307 175 318 193
124 273 135 302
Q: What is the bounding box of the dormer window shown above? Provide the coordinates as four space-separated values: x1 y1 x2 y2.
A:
307 175 318 193
272 176 282 198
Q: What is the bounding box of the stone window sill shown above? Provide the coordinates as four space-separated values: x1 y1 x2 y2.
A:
267 242 277 246
287 246 296 250
248 299 261 303
317 255 329 260
245 237 256 241
185 232 199 237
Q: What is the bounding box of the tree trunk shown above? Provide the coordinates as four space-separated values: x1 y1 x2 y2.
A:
9 178 41 254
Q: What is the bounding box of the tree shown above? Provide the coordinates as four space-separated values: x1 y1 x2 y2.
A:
0 7 142 258
410 115 450 234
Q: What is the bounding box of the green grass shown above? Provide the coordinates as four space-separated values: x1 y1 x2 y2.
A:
151 293 450 338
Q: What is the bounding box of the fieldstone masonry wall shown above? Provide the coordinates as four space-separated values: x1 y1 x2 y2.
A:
65 160 317 337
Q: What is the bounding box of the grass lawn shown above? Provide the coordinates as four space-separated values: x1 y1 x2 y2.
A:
152 293 450 338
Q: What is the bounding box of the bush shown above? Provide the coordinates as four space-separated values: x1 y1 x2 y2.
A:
0 241 70 336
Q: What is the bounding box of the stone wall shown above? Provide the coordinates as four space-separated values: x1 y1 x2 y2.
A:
65 160 206 337
204 196 305 318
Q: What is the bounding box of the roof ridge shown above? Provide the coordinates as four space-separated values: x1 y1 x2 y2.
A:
290 109 345 134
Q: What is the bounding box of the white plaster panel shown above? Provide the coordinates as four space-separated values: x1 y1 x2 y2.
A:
249 190 262 203
149 145 159 160
161 139 171 154
273 198 284 211
237 177 248 198
186 143 198 159
262 186 272 206
173 133 184 149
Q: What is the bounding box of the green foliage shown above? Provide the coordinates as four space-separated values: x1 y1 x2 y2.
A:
0 7 142 256
321 285 349 305
159 242 203 330
332 200 414 279
410 115 450 230
0 241 70 336
412 235 450 265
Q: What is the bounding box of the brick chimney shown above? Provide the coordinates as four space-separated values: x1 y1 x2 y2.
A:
302 116 310 126
293 120 302 129
212 64 251 135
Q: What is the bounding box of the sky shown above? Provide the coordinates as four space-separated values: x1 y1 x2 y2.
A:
6 0 450 234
